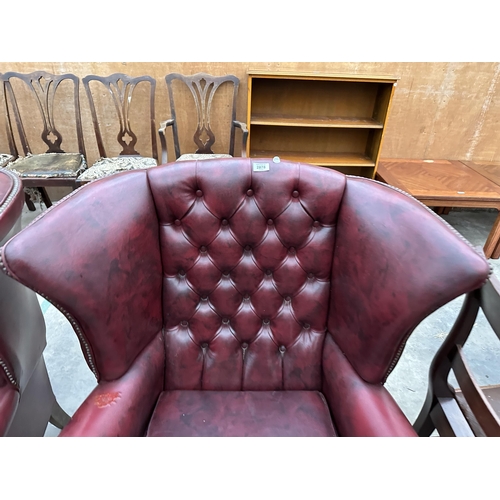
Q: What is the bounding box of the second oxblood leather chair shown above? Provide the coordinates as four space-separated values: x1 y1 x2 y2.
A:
0 158 491 436
0 168 70 436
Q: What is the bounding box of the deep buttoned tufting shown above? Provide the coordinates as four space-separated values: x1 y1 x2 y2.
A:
148 159 346 391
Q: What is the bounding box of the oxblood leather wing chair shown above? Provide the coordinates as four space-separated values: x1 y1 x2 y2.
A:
0 168 70 436
1 158 491 437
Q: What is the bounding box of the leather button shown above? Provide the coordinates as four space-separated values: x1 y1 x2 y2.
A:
289 247 296 254
196 190 203 197
243 294 250 300
180 320 188 327
221 219 229 226
201 342 208 349
285 296 291 302
179 270 185 277
241 342 248 349
222 318 230 325
245 245 251 251
304 323 310 330
279 345 286 353
174 219 181 226
223 272 230 278
263 319 270 325
267 219 273 225
308 273 314 279
313 221 320 227
292 190 299 198
201 295 208 301
266 269 272 276
246 189 253 196
200 246 207 253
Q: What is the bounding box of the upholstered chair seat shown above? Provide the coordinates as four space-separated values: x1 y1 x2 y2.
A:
0 154 14 168
6 152 86 179
1 158 490 437
77 156 157 182
177 153 232 162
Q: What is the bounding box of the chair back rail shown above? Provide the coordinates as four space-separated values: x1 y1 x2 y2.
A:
82 73 157 161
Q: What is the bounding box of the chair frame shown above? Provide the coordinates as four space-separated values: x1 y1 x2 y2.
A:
82 73 158 162
413 273 500 437
159 72 248 163
0 71 86 207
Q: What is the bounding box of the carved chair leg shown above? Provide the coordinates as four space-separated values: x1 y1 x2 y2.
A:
39 187 53 208
24 192 36 211
49 400 71 429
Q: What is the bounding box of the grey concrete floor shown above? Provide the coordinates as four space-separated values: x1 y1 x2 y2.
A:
19 204 500 437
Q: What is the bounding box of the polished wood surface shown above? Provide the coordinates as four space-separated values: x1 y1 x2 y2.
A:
462 161 500 186
377 159 500 259
377 159 500 202
250 114 384 128
247 72 396 179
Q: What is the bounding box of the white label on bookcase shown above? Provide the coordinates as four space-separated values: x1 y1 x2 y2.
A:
253 162 270 172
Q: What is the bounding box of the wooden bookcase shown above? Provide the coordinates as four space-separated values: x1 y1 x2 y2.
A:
246 71 398 178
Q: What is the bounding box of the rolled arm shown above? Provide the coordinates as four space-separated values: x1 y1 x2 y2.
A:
322 333 417 437
60 332 164 437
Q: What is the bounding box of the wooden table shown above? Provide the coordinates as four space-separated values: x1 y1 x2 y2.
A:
376 159 500 259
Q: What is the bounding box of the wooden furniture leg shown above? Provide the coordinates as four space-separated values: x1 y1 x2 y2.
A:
39 187 53 208
493 237 500 260
484 211 500 259
24 192 36 211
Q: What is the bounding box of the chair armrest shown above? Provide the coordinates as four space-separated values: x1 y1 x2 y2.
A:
233 121 248 158
158 119 175 164
59 332 164 437
322 334 417 437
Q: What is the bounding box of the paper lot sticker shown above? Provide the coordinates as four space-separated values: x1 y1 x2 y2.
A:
253 162 270 172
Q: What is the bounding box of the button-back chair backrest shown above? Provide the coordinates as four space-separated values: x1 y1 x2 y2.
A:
1 159 490 393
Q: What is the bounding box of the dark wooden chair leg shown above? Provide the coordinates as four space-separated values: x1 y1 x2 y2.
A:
413 392 438 436
443 207 451 215
49 400 71 429
39 187 53 208
25 192 36 211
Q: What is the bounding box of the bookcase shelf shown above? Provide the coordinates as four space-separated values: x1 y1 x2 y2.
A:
246 71 398 178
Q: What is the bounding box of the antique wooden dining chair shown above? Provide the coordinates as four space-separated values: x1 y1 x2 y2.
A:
77 73 158 183
159 73 248 163
0 71 86 210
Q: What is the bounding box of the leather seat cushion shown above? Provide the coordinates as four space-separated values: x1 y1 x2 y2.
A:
6 153 85 178
146 390 337 437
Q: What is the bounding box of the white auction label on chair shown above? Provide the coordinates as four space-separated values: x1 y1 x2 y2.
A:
253 162 270 172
